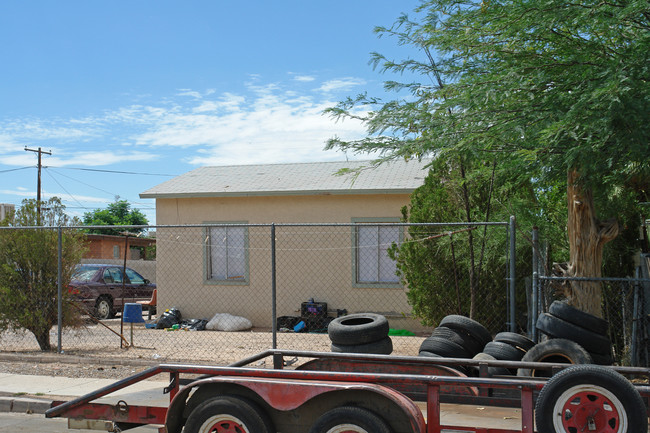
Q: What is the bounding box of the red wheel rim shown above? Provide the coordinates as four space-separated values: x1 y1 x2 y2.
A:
201 415 249 433
559 389 621 432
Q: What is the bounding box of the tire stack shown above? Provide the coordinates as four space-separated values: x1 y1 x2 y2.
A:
418 315 492 370
535 301 612 365
471 332 534 376
516 301 612 377
327 313 392 355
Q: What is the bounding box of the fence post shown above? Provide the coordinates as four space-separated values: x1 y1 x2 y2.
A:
531 227 538 342
271 223 277 349
57 226 63 353
509 216 516 332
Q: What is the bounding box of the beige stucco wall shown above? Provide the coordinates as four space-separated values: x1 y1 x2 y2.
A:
153 194 427 332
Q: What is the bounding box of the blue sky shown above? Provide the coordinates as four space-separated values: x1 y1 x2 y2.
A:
0 1 423 224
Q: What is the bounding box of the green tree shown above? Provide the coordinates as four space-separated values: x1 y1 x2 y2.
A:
83 199 149 236
388 155 533 330
0 198 86 351
327 0 650 317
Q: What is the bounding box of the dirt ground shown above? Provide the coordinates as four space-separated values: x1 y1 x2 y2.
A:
0 327 426 380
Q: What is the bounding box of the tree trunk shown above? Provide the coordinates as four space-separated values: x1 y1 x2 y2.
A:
559 170 618 317
34 329 52 351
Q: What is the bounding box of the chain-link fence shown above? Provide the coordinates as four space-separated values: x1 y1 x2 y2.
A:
0 221 517 365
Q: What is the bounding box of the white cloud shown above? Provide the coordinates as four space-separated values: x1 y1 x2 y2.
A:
293 75 316 82
317 78 367 93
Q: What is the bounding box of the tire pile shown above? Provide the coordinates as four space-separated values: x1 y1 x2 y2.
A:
525 300 612 374
327 313 393 355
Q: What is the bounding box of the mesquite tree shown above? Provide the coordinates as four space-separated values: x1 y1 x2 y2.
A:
326 0 650 317
0 198 86 350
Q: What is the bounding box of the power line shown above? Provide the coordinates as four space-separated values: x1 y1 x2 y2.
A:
53 167 176 176
0 166 33 174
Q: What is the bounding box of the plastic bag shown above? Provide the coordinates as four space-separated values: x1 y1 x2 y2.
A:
206 313 252 332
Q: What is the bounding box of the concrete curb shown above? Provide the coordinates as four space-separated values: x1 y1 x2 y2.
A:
0 396 54 414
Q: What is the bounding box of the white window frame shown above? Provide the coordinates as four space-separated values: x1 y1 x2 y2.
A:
204 223 249 285
352 218 402 288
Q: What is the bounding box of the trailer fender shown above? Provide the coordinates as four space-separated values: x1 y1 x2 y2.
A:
165 376 425 433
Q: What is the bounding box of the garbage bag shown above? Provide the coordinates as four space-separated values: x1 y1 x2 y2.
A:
156 307 182 329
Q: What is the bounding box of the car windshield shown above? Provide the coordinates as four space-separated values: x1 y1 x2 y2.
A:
72 266 100 282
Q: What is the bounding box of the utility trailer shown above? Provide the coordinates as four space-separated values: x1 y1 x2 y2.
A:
46 349 650 433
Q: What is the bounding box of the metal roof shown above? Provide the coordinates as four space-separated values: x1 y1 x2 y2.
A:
140 159 431 199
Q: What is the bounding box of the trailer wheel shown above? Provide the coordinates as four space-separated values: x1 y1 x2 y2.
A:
308 406 393 433
535 365 646 433
184 395 274 433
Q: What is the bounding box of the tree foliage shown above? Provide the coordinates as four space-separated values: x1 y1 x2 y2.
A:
327 0 650 315
0 198 86 351
83 199 149 235
388 155 532 330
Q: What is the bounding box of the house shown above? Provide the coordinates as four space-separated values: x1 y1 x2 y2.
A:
83 233 156 261
140 159 431 330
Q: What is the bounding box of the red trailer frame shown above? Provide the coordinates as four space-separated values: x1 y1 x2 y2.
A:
46 349 650 433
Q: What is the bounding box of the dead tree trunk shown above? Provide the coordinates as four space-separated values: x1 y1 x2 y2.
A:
556 170 618 317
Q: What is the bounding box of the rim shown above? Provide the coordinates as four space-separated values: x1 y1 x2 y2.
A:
552 384 626 433
198 414 250 433
96 300 110 319
325 425 369 433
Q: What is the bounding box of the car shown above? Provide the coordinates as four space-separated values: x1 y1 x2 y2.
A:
69 264 156 320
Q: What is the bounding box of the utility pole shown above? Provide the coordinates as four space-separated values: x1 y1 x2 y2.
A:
25 147 52 223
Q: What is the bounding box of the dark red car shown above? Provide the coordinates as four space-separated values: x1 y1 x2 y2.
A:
69 264 156 320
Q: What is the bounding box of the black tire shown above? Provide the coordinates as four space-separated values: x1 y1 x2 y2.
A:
493 332 535 352
418 351 469 375
471 352 511 376
419 336 472 359
517 339 593 378
308 406 393 433
328 313 389 345
482 341 525 361
330 336 393 355
439 315 492 349
184 395 274 433
549 300 609 335
432 326 484 356
536 312 611 354
535 365 646 433
94 296 114 320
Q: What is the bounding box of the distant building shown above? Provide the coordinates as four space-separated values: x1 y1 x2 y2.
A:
83 234 156 261
0 203 15 222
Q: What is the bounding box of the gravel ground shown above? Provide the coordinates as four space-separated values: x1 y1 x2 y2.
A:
0 329 426 380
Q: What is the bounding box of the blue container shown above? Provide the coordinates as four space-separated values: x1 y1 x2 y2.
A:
293 320 306 332
123 303 145 323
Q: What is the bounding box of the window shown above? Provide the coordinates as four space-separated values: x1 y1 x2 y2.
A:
354 222 401 285
125 268 146 285
113 245 120 259
207 225 248 283
103 268 123 284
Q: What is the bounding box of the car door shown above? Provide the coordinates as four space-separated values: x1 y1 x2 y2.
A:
124 268 152 302
103 267 126 309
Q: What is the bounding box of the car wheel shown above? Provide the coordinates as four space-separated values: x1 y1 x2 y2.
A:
94 296 114 320
535 365 646 433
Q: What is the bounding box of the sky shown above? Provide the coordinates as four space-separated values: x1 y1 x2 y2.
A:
0 1 424 224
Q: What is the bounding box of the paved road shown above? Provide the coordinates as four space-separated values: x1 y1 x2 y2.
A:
0 412 158 432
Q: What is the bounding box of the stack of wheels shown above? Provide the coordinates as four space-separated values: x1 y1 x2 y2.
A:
471 332 534 376
418 315 492 374
535 300 613 365
327 313 392 355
